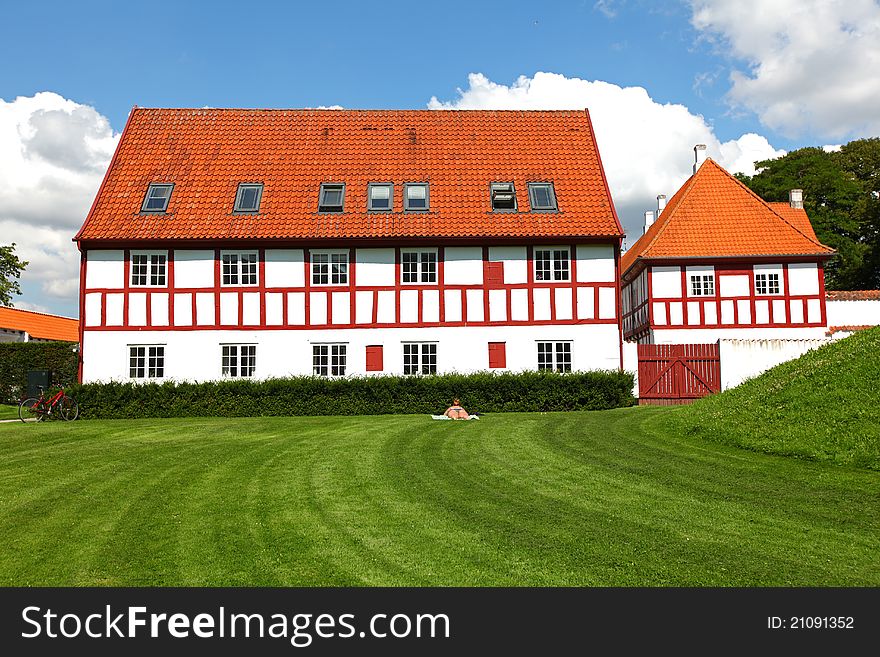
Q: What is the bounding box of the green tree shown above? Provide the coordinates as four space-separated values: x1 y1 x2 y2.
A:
834 138 880 287
0 243 28 307
736 147 862 289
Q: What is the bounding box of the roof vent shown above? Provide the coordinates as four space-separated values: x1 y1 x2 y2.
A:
789 189 804 209
693 144 707 173
644 210 655 234
656 194 667 216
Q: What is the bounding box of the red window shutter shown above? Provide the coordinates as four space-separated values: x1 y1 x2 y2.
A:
488 342 506 369
366 345 384 372
486 261 504 286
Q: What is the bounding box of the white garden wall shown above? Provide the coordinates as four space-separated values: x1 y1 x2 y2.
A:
718 338 833 390
826 298 880 328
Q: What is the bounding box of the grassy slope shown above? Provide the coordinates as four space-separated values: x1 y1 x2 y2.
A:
660 327 880 470
0 410 877 586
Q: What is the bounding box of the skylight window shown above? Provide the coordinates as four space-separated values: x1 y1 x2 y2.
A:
491 182 517 211
404 183 429 211
141 184 173 213
528 182 558 211
318 183 345 213
234 184 263 213
368 183 393 211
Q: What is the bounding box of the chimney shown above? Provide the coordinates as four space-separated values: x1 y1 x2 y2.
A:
644 210 655 234
789 189 804 209
656 194 667 216
693 144 707 173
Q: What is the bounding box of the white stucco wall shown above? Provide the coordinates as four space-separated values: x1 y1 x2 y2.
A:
651 266 682 297
621 340 638 397
81 324 622 383
444 247 483 285
488 246 527 284
576 244 615 282
85 250 124 288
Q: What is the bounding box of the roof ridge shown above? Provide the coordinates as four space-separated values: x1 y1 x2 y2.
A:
130 107 587 114
0 306 78 321
709 159 833 253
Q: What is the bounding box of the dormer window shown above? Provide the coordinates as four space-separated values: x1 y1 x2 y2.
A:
318 183 345 213
491 182 517 211
368 183 393 211
234 184 263 213
141 184 173 213
404 183 429 211
528 182 558 211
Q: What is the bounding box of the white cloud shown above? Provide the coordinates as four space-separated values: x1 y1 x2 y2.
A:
689 0 880 140
593 1 621 18
428 72 784 240
12 300 52 314
822 144 843 153
0 92 118 312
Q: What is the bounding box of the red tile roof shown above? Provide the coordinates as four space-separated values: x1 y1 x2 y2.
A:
767 203 821 241
0 307 79 342
828 325 874 334
825 290 880 300
76 108 622 243
621 158 834 274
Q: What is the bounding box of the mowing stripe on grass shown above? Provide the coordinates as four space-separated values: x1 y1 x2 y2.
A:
0 410 877 586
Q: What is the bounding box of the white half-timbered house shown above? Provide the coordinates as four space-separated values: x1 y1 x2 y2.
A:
75 109 624 382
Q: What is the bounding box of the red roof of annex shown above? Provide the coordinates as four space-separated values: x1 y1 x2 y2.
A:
75 108 623 244
0 307 79 342
621 158 834 273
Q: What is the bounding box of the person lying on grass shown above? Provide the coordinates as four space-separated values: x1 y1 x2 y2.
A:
444 399 470 420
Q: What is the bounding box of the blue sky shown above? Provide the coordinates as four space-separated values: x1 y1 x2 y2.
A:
2 0 879 316
1 1 770 143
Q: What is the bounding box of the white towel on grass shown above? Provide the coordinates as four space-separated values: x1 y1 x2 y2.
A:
430 414 480 420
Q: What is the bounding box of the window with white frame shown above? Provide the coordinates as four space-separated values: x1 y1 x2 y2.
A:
222 344 256 377
403 343 437 375
311 252 348 285
689 274 715 296
130 253 167 286
129 345 165 379
221 252 258 286
401 250 437 283
755 272 781 295
313 344 347 377
537 341 572 372
534 248 570 282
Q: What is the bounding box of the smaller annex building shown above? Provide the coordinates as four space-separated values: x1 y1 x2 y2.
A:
621 154 835 344
0 307 79 343
620 149 837 402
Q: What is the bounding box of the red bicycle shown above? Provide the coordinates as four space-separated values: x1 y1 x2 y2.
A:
19 385 79 422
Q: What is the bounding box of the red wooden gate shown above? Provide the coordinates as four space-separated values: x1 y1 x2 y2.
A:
637 343 720 404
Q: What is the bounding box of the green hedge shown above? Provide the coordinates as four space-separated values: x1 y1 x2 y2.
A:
0 341 79 403
66 370 635 419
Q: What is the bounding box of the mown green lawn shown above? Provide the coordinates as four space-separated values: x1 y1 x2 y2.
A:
0 408 877 586
0 404 20 421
